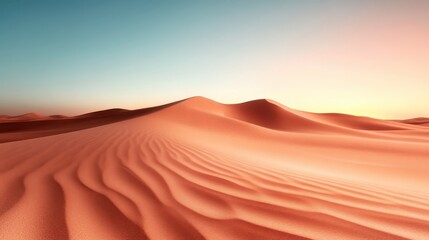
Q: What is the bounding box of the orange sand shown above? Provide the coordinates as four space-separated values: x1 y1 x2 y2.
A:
0 97 428 240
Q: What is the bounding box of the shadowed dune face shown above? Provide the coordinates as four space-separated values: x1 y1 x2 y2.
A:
399 118 429 126
225 99 340 132
0 102 177 143
0 97 429 240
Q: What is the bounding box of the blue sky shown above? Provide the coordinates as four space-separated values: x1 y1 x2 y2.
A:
1 1 428 118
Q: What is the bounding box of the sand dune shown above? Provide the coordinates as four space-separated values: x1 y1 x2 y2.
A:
399 118 429 126
0 96 428 240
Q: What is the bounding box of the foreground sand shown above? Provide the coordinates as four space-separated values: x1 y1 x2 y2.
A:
1 97 429 240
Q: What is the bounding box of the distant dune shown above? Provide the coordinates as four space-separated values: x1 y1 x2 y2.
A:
398 117 429 126
1 97 429 240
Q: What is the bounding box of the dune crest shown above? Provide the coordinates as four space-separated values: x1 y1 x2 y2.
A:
1 97 429 240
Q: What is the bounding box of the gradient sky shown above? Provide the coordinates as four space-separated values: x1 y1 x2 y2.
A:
1 0 428 118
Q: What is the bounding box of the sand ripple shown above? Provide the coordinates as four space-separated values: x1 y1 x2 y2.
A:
1 97 429 239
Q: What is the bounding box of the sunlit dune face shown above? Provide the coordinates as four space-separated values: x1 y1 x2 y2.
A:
1 1 429 239
1 97 429 239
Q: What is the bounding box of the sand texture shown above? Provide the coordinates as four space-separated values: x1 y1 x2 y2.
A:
1 97 429 240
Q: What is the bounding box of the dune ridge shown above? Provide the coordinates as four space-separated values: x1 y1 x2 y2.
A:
0 96 429 240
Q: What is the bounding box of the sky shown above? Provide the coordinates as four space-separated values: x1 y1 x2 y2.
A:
1 0 428 119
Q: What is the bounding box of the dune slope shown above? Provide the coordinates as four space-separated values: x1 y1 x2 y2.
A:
0 97 429 240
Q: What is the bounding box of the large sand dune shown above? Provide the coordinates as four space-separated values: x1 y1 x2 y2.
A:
1 96 429 240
